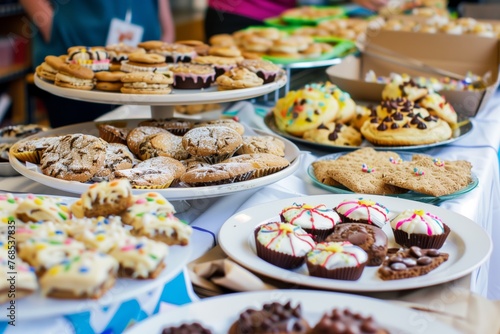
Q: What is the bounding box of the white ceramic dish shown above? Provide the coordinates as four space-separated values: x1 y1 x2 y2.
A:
4 194 192 320
8 120 301 200
218 194 492 292
125 289 460 333
34 73 287 106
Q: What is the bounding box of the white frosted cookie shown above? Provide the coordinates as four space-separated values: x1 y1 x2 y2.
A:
80 179 133 218
109 236 168 279
73 223 130 253
130 212 192 246
0 193 22 232
40 250 118 299
0 258 38 303
40 134 107 182
15 221 67 244
17 236 86 274
15 194 72 223
121 192 175 226
64 215 125 237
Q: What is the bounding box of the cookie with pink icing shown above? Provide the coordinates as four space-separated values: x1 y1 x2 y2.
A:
280 203 341 242
255 221 315 269
334 198 390 228
391 209 450 249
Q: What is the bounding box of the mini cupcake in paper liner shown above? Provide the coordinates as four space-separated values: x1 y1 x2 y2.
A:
10 136 61 164
391 209 451 249
179 162 254 187
254 222 315 269
306 242 368 280
97 124 130 144
112 169 178 190
199 145 242 164
280 203 341 242
222 153 290 179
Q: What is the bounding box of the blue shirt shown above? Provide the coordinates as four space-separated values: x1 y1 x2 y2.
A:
33 0 161 66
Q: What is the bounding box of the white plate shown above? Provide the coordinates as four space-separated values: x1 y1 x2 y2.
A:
35 73 287 105
7 194 192 320
218 194 492 292
8 120 301 200
125 290 460 333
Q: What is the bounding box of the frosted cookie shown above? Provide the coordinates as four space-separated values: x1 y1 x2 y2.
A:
130 212 192 246
138 132 190 161
94 143 135 179
40 134 107 183
55 63 95 90
418 92 458 126
216 67 264 91
182 126 243 163
328 84 356 124
180 162 255 186
303 122 362 147
378 246 449 280
15 194 72 223
120 71 174 94
306 241 368 280
40 250 118 299
121 192 176 226
360 112 452 146
18 236 85 274
222 153 289 178
381 154 472 197
272 83 339 137
64 215 125 237
73 222 130 253
15 221 67 244
109 236 168 279
236 135 285 157
80 179 133 218
0 258 37 302
335 198 391 228
126 126 168 156
280 203 341 242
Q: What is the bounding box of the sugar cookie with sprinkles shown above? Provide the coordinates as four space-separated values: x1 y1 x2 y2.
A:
130 212 192 246
80 179 133 218
109 236 168 279
39 250 118 299
121 192 175 226
334 198 391 228
255 221 315 269
0 257 38 303
18 236 86 274
391 209 451 249
272 83 339 137
14 194 72 223
280 203 341 242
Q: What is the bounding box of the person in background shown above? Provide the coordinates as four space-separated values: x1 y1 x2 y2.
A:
205 0 389 40
19 0 175 127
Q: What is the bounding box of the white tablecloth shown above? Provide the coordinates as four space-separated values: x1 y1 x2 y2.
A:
1 93 499 300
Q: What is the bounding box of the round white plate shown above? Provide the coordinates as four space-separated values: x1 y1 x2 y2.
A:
125 289 460 333
8 120 301 200
8 194 193 321
35 73 287 105
218 194 492 292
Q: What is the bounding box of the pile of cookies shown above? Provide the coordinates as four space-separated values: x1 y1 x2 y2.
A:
35 40 284 94
312 147 473 196
272 78 458 147
0 179 192 301
9 119 291 189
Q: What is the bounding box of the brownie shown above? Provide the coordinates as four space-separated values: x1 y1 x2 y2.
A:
378 246 449 280
310 308 389 334
325 223 388 266
228 301 310 334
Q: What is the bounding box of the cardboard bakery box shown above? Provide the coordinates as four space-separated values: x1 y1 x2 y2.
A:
326 29 500 119
460 3 500 20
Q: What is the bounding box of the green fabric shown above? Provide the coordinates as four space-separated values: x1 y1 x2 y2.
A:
33 0 161 66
